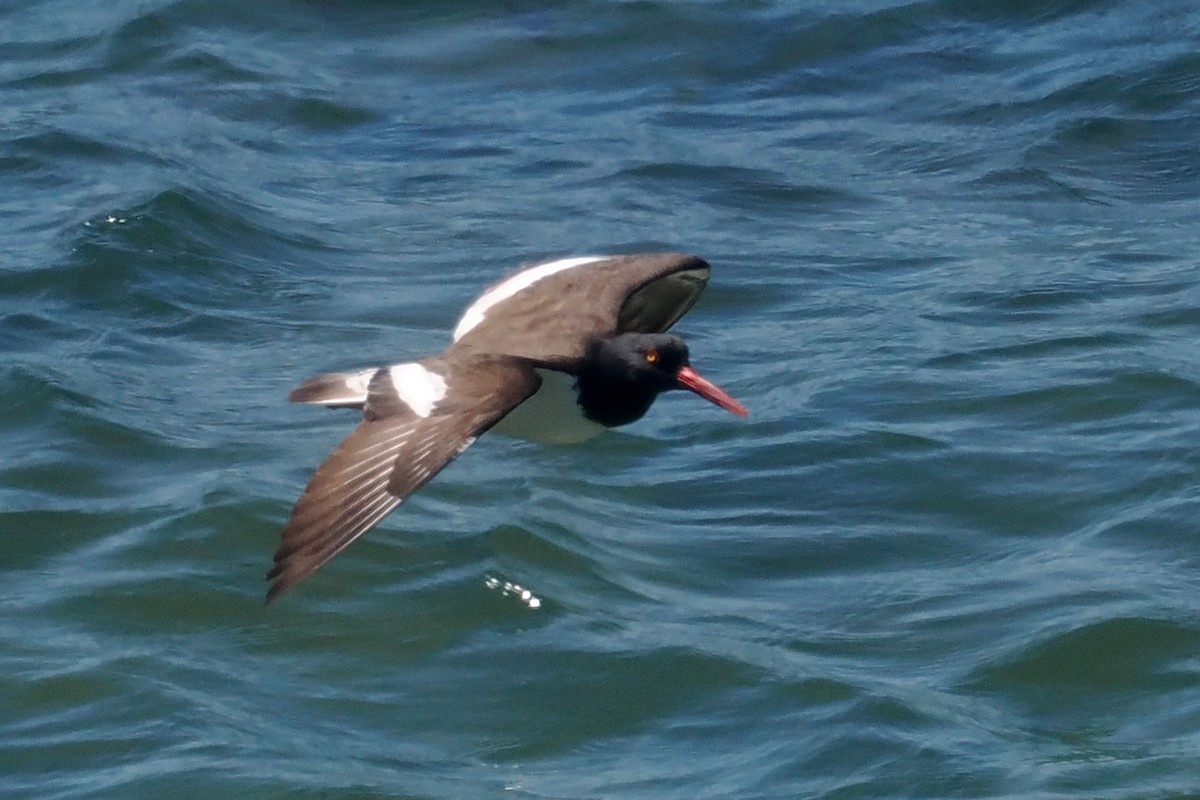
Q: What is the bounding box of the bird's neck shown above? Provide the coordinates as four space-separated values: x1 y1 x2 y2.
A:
575 349 662 428
576 373 658 427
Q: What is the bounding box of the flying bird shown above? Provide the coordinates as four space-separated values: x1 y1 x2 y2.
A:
267 253 747 602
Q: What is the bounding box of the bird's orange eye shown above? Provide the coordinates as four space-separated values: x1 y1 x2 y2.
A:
645 350 659 364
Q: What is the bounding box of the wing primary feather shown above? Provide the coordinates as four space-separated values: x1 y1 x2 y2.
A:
267 355 541 602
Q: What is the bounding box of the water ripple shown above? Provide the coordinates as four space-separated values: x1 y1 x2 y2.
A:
4 0 1200 797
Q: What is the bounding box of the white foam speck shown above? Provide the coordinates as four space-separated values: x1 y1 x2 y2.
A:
452 256 607 341
484 575 543 610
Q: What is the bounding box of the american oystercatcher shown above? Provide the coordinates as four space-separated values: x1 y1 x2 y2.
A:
267 253 747 602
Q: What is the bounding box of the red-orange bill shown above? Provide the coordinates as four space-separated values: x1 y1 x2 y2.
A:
676 365 748 417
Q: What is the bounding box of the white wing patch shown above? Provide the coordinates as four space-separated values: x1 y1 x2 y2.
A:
452 256 608 341
388 363 448 417
340 369 375 403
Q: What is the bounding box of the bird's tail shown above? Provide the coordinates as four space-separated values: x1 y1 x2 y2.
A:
287 368 377 409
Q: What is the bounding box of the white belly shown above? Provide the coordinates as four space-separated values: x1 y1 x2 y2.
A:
491 369 604 444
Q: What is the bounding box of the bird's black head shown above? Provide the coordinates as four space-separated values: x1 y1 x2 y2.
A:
578 333 747 427
597 333 691 390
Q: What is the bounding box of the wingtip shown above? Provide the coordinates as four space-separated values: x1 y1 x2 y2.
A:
264 566 286 604
265 563 304 604
264 583 285 605
264 545 312 603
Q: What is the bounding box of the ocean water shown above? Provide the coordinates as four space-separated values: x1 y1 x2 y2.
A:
3 0 1200 797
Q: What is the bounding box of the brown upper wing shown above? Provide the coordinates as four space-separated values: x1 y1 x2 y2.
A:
267 354 540 602
452 253 710 365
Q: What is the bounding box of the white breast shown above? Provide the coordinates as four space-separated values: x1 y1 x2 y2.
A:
491 369 604 444
452 256 608 341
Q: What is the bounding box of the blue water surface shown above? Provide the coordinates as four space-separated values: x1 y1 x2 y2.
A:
2 1 1199 797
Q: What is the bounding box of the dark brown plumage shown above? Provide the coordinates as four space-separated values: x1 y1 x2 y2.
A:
268 253 745 602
